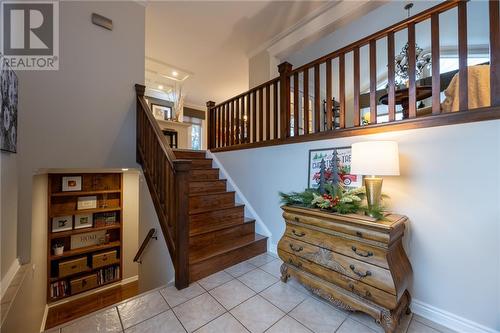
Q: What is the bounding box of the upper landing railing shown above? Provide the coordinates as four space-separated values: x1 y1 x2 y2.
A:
206 0 500 152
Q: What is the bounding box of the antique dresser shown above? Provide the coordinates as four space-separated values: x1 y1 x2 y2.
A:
278 206 412 333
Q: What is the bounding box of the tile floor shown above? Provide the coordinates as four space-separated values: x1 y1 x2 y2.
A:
45 253 457 333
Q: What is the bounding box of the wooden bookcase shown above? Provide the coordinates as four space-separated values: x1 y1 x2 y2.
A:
47 173 123 302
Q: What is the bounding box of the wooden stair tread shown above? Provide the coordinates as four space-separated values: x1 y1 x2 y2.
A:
189 203 244 215
190 217 255 237
189 190 235 198
189 233 267 264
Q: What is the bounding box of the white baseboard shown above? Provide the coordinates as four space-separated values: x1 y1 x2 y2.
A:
208 152 274 249
1 258 20 298
40 305 49 333
412 299 499 333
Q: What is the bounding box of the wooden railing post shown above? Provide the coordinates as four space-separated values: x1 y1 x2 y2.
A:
206 101 215 150
278 62 293 139
173 160 191 289
135 84 146 164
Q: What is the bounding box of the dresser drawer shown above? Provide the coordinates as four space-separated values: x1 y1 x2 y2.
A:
284 223 389 269
279 249 397 309
70 274 98 295
284 211 392 244
92 250 119 269
58 257 89 278
279 236 396 294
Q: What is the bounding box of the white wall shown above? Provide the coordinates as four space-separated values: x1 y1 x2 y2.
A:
15 1 145 263
137 174 175 292
1 152 18 282
214 120 500 332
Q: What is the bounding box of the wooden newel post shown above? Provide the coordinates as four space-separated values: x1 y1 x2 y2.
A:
173 160 191 289
206 101 216 150
278 62 293 139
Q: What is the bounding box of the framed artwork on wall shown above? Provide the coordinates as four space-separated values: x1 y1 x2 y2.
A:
308 146 363 189
0 55 18 153
151 104 172 121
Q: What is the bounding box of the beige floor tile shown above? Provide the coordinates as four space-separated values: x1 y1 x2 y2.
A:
349 312 384 332
336 318 376 333
61 307 122 333
172 293 225 332
225 261 257 277
194 313 248 333
266 315 312 333
259 259 283 278
160 282 205 307
246 253 278 267
209 279 255 310
407 318 441 333
230 295 284 333
260 281 308 312
44 329 61 333
286 278 310 295
412 314 456 333
238 269 278 292
198 271 233 291
124 310 185 333
289 297 347 333
117 291 169 329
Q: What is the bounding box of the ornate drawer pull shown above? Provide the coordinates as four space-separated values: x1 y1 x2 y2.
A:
349 264 372 278
292 229 305 237
288 258 302 268
294 217 300 222
351 246 373 258
356 231 363 238
289 244 303 252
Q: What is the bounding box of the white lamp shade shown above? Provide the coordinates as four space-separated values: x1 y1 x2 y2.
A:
350 141 400 176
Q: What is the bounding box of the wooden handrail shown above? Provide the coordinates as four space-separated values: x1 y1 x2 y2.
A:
207 0 500 152
134 228 157 263
135 84 191 289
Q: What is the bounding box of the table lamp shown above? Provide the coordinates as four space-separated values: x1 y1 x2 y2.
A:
351 141 400 216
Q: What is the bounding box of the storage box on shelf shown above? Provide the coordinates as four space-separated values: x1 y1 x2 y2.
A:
47 173 123 302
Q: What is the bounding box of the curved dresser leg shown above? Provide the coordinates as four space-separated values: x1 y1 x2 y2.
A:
280 263 290 282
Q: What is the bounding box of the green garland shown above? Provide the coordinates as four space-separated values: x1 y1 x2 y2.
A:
279 184 388 219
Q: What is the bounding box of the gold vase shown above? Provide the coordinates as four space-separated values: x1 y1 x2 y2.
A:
364 176 383 217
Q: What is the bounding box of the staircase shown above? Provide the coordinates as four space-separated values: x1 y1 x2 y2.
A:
173 149 267 282
135 84 267 289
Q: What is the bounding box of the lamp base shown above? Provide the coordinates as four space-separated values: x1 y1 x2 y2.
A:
364 176 383 217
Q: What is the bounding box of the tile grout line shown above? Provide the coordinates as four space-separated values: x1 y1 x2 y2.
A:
158 289 188 333
114 306 125 332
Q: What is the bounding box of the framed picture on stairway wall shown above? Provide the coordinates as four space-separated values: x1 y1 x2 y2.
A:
152 104 172 120
308 146 363 189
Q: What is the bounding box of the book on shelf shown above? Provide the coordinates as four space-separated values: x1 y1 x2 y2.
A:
50 280 69 299
96 265 120 285
94 212 119 227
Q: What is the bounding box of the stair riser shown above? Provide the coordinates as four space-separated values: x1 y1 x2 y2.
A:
189 180 227 194
189 192 235 212
190 206 245 236
190 159 213 169
189 221 255 252
189 237 267 282
190 169 219 180
174 151 207 159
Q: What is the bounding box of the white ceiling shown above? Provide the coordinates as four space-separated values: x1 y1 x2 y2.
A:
145 1 329 108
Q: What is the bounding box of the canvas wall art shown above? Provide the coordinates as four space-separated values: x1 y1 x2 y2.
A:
0 55 18 153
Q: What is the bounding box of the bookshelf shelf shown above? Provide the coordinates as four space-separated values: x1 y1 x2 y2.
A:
47 173 123 302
